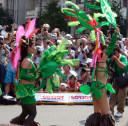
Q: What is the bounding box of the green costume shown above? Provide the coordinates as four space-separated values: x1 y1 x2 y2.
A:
15 53 41 104
80 33 117 98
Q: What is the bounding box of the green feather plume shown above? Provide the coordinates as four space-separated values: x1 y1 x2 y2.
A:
65 1 79 10
68 21 80 26
76 27 86 34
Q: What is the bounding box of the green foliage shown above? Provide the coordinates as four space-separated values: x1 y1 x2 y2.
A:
38 0 68 32
0 7 13 25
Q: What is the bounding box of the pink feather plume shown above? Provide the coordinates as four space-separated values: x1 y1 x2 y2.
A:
25 18 36 38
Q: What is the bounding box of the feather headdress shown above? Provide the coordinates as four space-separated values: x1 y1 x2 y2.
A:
11 19 39 69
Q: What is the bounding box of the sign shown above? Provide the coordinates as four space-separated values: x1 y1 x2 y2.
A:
35 92 93 104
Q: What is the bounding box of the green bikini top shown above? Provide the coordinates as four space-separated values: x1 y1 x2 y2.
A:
19 53 36 81
96 61 108 78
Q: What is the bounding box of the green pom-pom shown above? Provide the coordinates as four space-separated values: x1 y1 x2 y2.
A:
106 83 116 93
91 30 96 41
80 85 91 95
46 78 53 94
54 74 60 88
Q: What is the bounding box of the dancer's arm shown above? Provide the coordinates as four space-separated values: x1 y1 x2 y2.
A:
20 58 35 81
101 28 119 61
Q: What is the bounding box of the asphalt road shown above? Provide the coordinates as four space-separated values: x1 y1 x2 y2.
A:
0 105 128 126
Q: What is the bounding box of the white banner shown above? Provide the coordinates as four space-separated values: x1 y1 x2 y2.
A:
35 92 92 104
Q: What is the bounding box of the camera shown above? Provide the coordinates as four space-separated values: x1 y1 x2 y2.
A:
47 41 50 44
108 52 114 58
82 51 85 53
80 43 83 46
37 50 41 55
10 47 13 52
0 41 3 45
44 28 47 31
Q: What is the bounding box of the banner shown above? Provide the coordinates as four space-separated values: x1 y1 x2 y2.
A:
35 92 93 104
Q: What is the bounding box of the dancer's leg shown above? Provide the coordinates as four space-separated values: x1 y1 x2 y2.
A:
98 89 115 126
85 99 102 126
10 104 28 125
25 103 37 120
93 98 101 113
19 104 29 119
23 103 39 126
98 89 110 115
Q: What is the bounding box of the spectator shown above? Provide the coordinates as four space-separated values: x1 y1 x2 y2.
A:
65 40 75 59
61 65 72 82
85 42 95 58
41 23 50 39
41 38 50 52
67 75 81 92
1 25 7 38
75 40 87 63
108 47 128 117
34 46 42 68
0 38 9 92
4 39 16 99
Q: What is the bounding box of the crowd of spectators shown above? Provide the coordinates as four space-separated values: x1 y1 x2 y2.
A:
0 22 128 110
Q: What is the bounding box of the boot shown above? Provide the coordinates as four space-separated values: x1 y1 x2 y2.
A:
10 116 25 125
23 118 41 126
100 114 115 126
85 112 101 126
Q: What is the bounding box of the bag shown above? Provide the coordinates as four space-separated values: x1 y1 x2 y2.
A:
115 73 128 88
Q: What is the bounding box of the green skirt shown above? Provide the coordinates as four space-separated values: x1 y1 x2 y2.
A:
16 84 36 104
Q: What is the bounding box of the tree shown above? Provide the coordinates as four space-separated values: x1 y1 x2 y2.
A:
38 0 68 32
0 7 14 32
0 7 13 25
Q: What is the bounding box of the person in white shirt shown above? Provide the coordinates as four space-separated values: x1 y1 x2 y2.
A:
1 25 7 38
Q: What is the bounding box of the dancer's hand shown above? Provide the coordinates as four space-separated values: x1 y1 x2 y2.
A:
114 27 120 35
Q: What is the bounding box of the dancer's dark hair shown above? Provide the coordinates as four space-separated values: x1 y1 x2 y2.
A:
20 36 33 63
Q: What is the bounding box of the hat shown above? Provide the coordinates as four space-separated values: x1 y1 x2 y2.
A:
80 38 87 42
122 38 126 42
0 36 4 40
36 46 41 51
50 34 56 39
65 34 73 40
117 41 123 44
66 40 72 45
43 24 50 28
70 70 77 77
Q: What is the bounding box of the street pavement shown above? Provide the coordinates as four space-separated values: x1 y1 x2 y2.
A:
0 105 127 126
